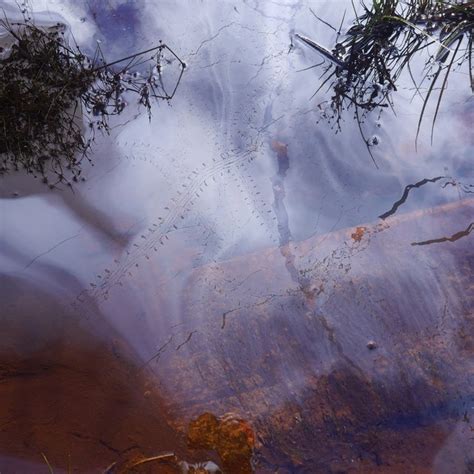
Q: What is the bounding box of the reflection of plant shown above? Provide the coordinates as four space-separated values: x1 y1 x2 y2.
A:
299 0 473 163
0 12 185 186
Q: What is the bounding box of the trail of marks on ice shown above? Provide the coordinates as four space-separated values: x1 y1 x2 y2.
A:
76 140 272 303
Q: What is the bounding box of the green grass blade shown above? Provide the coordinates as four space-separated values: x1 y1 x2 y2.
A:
415 64 443 150
431 37 463 144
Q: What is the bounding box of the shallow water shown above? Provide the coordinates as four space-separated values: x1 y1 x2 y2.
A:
0 0 473 472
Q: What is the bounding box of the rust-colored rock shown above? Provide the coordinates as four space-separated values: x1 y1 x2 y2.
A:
187 413 254 473
188 413 221 451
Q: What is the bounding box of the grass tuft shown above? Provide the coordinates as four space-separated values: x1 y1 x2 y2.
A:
300 0 473 153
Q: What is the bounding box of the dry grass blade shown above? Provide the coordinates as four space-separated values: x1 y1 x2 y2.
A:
127 453 176 468
41 452 54 474
103 452 178 473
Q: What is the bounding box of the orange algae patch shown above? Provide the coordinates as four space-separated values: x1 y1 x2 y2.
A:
351 226 367 242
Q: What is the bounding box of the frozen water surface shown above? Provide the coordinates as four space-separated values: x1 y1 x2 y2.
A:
0 0 473 472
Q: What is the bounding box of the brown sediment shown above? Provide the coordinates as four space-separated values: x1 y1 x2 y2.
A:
1 198 473 472
150 197 474 472
0 275 187 472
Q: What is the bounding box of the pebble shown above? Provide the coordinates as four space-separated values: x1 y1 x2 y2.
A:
367 340 377 350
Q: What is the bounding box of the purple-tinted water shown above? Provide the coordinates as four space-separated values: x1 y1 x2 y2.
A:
0 0 473 472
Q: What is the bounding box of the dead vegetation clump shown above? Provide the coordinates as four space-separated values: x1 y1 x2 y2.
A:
0 11 185 186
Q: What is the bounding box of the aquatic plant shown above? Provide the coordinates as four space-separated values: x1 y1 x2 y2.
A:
0 10 185 185
299 0 473 161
